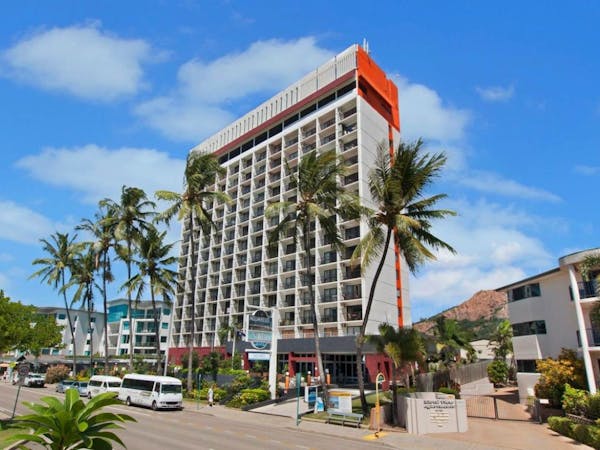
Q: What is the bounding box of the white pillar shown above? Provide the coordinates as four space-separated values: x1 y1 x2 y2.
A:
269 308 280 400
569 265 597 394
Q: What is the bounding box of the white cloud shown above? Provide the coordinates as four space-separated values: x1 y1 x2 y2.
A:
0 200 55 244
393 75 470 142
409 199 554 319
135 37 334 142
16 145 185 204
574 165 600 176
457 170 562 202
2 23 157 101
476 85 515 102
0 253 14 263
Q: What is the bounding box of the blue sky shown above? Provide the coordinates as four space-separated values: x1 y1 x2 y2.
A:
1 1 599 322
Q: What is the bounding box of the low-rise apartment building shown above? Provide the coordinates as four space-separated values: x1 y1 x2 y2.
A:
498 248 600 400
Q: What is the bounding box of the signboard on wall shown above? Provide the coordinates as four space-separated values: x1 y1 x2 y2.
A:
247 310 272 350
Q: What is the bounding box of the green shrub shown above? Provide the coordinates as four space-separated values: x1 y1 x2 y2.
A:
487 360 509 386
589 394 600 420
227 388 270 408
548 416 575 438
572 424 593 447
562 383 589 416
438 387 460 399
44 364 70 384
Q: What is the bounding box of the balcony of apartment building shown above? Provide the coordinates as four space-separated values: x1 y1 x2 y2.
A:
320 268 337 285
344 265 361 280
281 294 295 308
344 225 361 242
344 306 363 322
320 287 338 304
321 307 338 323
342 284 362 301
300 312 315 325
577 279 599 302
280 312 295 326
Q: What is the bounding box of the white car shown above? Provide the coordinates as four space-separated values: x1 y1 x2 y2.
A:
23 373 45 387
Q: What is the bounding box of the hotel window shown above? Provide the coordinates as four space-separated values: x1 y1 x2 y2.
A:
512 320 547 337
508 283 541 302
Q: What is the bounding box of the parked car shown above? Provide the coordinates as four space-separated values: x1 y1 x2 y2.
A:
55 379 76 393
55 379 89 397
23 373 45 387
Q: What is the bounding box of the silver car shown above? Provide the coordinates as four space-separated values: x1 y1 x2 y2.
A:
56 379 88 396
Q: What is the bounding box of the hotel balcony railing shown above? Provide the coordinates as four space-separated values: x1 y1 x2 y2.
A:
579 281 599 299
321 314 338 323
579 328 600 346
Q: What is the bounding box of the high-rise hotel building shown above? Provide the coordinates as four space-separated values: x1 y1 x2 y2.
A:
169 44 409 383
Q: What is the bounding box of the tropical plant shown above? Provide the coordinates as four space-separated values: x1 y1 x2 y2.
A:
491 319 513 360
101 186 156 370
31 232 83 373
562 383 590 416
77 206 118 373
7 390 135 449
266 148 360 407
352 140 456 415
487 359 509 386
433 316 474 365
27 315 63 365
535 348 586 407
123 224 178 375
156 152 228 392
368 323 424 424
0 291 36 353
64 246 99 374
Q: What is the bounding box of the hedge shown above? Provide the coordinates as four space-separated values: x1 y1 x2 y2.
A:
548 416 600 449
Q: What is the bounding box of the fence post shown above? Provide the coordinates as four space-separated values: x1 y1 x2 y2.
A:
493 397 499 420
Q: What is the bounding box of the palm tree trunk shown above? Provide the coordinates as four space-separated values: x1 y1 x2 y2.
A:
356 227 393 416
102 252 109 374
304 224 328 408
87 288 93 375
391 364 398 425
150 285 162 375
62 271 77 375
186 213 198 392
127 238 134 371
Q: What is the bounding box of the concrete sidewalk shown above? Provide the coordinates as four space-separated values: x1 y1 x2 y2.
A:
203 398 592 450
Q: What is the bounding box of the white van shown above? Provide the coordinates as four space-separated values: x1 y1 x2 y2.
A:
87 375 122 399
118 374 183 410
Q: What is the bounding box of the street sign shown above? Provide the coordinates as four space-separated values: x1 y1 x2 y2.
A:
18 364 29 380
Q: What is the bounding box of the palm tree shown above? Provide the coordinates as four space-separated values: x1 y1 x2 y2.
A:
353 139 456 415
65 247 99 375
101 186 156 370
31 232 83 374
267 149 360 407
7 390 136 449
368 323 424 424
124 225 178 375
77 206 118 374
156 152 228 392
433 316 474 365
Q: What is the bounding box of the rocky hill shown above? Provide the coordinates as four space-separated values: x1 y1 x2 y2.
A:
414 290 508 339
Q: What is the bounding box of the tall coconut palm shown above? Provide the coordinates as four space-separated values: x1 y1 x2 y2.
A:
156 152 228 392
353 139 456 415
77 206 119 374
368 323 424 424
124 225 178 375
267 149 361 407
31 232 83 374
101 186 156 370
65 246 100 375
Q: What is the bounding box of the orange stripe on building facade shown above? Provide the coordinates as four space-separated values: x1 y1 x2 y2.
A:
356 46 404 327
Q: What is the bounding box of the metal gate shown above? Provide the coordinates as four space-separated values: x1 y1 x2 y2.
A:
465 394 532 421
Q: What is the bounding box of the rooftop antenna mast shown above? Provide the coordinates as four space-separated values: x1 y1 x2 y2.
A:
362 38 370 54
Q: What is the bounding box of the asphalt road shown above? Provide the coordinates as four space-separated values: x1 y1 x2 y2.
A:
0 383 389 450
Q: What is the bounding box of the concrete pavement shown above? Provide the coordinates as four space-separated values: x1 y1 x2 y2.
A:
190 398 592 450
